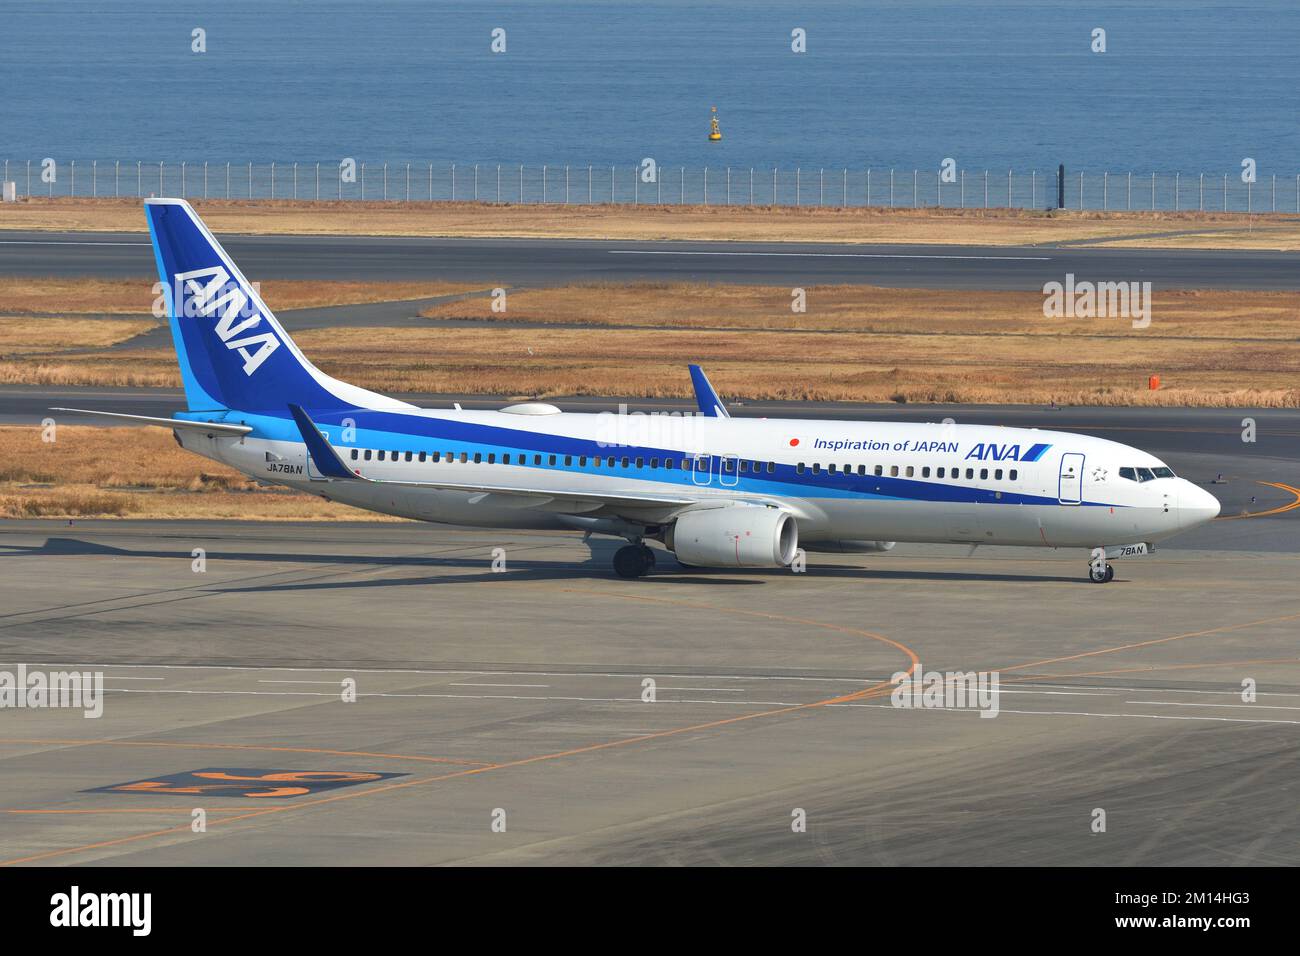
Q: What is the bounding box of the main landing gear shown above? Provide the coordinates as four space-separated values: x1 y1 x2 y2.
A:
613 544 656 579
1088 563 1115 584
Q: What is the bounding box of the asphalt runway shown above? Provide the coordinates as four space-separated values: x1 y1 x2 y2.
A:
4 231 1300 289
0 520 1296 865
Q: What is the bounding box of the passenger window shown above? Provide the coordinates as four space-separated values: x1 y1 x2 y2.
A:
828 464 837 474
936 467 944 478
767 462 775 473
994 469 1002 480
1009 469 1017 480
565 455 573 466
797 463 805 474
652 457 660 469
488 453 496 464
980 468 988 480
473 453 482 464
874 465 883 476
905 466 914 478
622 457 630 468
503 453 511 465
578 456 586 466
418 451 426 462
857 465 865 475
738 460 747 473
812 463 821 474
405 451 413 462
459 452 468 463
965 468 974 479
889 465 899 477
350 449 358 460
922 466 930 478
636 457 644 468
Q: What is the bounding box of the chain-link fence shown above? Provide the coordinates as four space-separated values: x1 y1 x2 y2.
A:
3 159 1298 214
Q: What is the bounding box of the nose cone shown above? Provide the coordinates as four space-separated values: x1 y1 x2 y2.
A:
1179 481 1221 527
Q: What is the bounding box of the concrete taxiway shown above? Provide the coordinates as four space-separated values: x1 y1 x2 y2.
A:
4 231 1300 289
0 520 1296 865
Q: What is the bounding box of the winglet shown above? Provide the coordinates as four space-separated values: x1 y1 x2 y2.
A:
688 364 730 418
287 404 357 479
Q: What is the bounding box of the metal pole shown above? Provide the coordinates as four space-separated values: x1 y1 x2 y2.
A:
270 161 273 199
498 165 502 203
1151 171 1155 210
682 167 686 205
1008 168 1012 207
772 167 777 205
92 160 96 197
818 167 823 206
1127 171 1131 210
842 168 847 206
542 165 547 204
1223 173 1227 211
915 169 920 208
406 163 410 201
795 167 800 206
1199 172 1203 211
751 168 755 206
1079 171 1083 210
866 168 871 206
115 160 119 197
70 160 75 196
225 162 229 199
704 167 709 205
247 162 252 199
1031 170 1036 208
1272 174 1276 212
138 161 142 198
960 169 965 207
565 165 569 204
520 165 524 203
361 162 365 200
889 169 894 208
204 161 208 199
1103 171 1107 210
383 163 387 201
1174 171 1178 211
983 169 987 209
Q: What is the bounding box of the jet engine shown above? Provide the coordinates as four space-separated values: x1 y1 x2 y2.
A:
666 506 798 568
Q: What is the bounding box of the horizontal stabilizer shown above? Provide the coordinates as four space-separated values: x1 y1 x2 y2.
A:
49 407 252 435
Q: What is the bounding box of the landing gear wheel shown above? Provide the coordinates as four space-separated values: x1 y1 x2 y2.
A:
613 545 653 579
1088 563 1114 584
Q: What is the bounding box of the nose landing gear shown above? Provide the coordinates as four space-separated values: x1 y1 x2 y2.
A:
613 544 656 579
1088 563 1114 584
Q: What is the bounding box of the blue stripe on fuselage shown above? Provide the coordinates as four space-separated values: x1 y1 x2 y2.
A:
209 407 1125 509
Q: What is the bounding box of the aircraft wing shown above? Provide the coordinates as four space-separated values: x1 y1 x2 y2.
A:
287 403 729 518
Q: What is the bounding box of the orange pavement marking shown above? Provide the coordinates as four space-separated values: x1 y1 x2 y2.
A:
1217 481 1300 520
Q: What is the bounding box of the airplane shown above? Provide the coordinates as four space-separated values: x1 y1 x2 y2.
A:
54 198 1221 582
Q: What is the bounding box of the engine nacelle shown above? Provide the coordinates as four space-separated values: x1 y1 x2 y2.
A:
667 506 798 568
801 540 896 554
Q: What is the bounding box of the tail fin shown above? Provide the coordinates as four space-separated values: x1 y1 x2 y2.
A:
145 198 412 414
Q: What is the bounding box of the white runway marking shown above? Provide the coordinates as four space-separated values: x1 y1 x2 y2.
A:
0 240 151 247
608 249 1052 262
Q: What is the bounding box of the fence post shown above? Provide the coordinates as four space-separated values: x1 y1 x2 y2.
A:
1103 171 1107 210
1079 171 1083 210
338 163 342 200
936 170 941 207
521 165 525 203
960 169 965 207
983 169 987 209
361 162 365 200
866 168 871 207
1223 173 1227 211
247 162 252 199
704 166 709 205
1126 171 1131 210
294 162 299 200
842 168 847 206
270 162 274 199
565 165 569 204
772 166 777 205
609 165 614 203
588 165 592 204
1031 169 1036 208
543 165 548 203
406 163 410 201
889 168 894 208
1174 171 1178 211
632 165 635 204
498 165 503 203
1272 173 1276 212
1008 168 1012 208
1199 172 1203 211
428 163 432 201
382 163 388 201
115 160 119 197
70 160 75 196
316 162 320 201
819 167 823 206
225 162 229 199
92 160 97 197
726 167 731 205
1150 171 1155 210
795 167 800 206
916 169 920 208
204 161 208 199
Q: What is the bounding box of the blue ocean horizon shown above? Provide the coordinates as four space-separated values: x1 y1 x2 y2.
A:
3 0 1298 177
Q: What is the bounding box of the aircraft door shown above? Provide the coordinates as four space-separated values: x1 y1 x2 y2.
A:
691 454 712 486
1058 453 1084 504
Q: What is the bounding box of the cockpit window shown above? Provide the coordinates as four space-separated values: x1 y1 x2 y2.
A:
1119 466 1172 482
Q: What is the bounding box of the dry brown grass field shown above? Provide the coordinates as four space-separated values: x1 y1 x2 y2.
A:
5 197 1300 249
0 425 396 520
4 283 1293 406
0 276 491 315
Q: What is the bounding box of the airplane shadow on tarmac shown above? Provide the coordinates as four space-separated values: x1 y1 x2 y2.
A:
0 536 1086 588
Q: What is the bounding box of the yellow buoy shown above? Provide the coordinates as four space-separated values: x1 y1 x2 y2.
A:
708 106 722 142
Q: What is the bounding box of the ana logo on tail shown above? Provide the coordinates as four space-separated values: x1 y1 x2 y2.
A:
175 265 280 376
